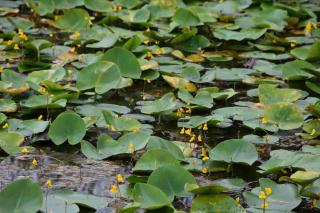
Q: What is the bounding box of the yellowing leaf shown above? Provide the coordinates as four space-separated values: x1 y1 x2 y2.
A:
162 75 197 92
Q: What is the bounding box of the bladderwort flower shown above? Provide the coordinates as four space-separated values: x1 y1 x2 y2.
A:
146 51 154 59
305 20 318 35
21 147 29 155
203 123 208 131
235 197 240 204
46 179 53 189
117 174 124 183
32 159 38 168
185 128 192 136
2 122 8 129
128 143 135 153
189 134 195 142
38 114 43 120
259 187 272 211
202 167 208 174
110 184 118 193
71 31 80 40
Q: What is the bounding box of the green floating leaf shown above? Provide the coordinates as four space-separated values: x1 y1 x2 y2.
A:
140 92 177 114
178 88 214 108
148 165 196 201
0 131 24 155
259 84 305 105
209 139 258 165
51 188 107 209
48 111 86 145
0 179 43 213
290 41 320 61
41 195 79 213
213 28 267 41
191 195 246 213
77 61 121 94
264 103 304 130
244 178 301 211
280 60 315 80
54 8 90 31
101 47 141 79
0 99 17 112
97 132 150 158
172 8 201 27
132 183 171 210
27 0 55 16
147 136 185 161
84 0 112 12
102 110 142 132
133 149 179 172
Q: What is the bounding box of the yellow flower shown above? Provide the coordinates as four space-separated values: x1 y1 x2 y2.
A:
235 197 240 204
37 87 48 95
202 167 208 174
155 48 163 55
6 63 11 68
49 33 53 37
145 28 151 32
2 123 8 129
261 202 269 209
197 124 202 129
13 44 19 50
110 184 118 193
202 156 209 161
128 143 135 153
70 47 76 53
21 147 29 155
259 191 266 199
186 108 192 114
180 127 185 134
110 125 116 131
117 174 124 183
185 128 192 136
132 127 140 132
38 114 43 120
32 159 38 168
112 5 117 11
143 39 150 45
46 179 53 189
305 21 312 34
312 199 317 208
71 31 80 40
310 128 317 136
54 15 60 21
18 30 28 41
264 187 272 195
189 134 195 142
0 66 3 73
203 123 208 131
261 117 268 124
197 134 202 142
118 6 122 11
146 51 154 59
312 22 318 30
6 40 14 45
290 40 297 48
147 80 151 83
142 95 147 100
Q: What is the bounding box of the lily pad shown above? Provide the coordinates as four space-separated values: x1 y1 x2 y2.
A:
48 111 86 145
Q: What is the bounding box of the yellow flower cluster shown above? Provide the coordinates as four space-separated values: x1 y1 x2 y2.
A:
259 187 272 209
113 5 122 12
305 20 318 34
